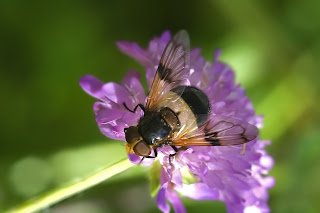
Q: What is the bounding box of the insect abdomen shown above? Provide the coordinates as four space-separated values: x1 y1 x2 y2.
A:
171 86 210 127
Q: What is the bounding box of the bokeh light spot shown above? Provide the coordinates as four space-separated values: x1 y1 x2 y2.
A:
9 156 53 197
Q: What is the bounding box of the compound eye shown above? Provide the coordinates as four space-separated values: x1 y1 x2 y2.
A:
133 140 151 156
125 126 140 143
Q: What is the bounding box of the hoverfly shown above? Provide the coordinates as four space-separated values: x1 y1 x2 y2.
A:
123 30 259 162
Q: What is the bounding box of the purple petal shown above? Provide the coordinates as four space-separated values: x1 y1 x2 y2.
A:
116 41 152 68
167 191 187 213
102 82 130 104
121 70 146 104
254 115 264 128
171 167 183 188
229 176 252 191
155 30 171 47
160 166 170 185
213 49 222 61
146 67 157 88
95 107 124 123
98 121 125 141
93 101 110 114
261 176 275 189
128 152 155 166
230 156 252 171
260 155 274 170
244 206 264 213
205 171 225 190
176 183 219 200
148 30 171 58
127 153 141 164
157 183 170 213
79 75 104 99
121 110 142 126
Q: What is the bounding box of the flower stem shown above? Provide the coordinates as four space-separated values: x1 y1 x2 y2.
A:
6 158 133 213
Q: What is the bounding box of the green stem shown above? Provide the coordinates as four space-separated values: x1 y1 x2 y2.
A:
6 159 133 213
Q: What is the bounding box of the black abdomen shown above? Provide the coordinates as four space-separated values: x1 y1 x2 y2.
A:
171 86 210 127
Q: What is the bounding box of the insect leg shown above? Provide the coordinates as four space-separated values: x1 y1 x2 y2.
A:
139 149 158 165
139 157 145 165
169 145 178 165
145 148 158 158
123 102 145 113
171 145 178 152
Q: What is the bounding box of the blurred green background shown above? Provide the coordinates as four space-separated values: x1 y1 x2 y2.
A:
1 0 319 212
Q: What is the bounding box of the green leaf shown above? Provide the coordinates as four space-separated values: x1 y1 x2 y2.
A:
6 159 134 213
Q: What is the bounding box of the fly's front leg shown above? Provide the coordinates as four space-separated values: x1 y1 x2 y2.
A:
123 103 145 113
139 149 158 164
169 145 178 165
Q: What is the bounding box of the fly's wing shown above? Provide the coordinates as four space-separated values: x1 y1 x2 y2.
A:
170 115 259 146
145 30 190 111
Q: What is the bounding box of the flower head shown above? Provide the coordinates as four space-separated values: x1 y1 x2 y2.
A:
80 31 274 213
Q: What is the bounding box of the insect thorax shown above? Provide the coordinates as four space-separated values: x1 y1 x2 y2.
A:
138 86 210 147
138 112 172 145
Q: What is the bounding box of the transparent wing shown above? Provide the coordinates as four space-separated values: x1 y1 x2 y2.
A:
171 115 259 146
146 30 190 111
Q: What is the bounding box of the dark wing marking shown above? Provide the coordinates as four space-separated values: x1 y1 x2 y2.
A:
170 115 259 146
146 30 190 111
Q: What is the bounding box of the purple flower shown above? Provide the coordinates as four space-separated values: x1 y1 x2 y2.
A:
80 31 275 213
